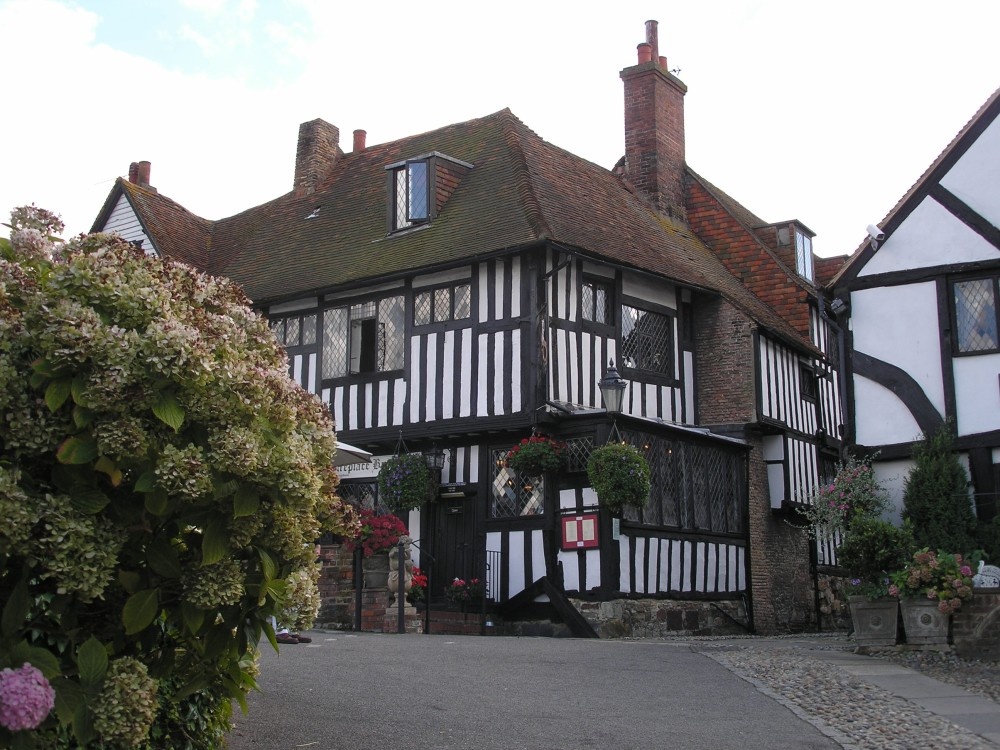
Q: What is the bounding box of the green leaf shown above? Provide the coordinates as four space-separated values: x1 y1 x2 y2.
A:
31 356 59 377
44 377 72 412
134 470 156 493
201 521 230 567
146 538 182 579
180 602 205 634
256 547 276 582
172 673 212 702
152 391 185 432
123 589 159 635
70 374 89 406
72 405 95 429
233 486 259 518
72 702 96 745
118 570 141 595
94 456 122 487
52 676 86 725
144 489 170 517
204 626 232 661
56 435 98 465
10 643 61 679
77 637 108 689
1 579 28 638
69 489 110 515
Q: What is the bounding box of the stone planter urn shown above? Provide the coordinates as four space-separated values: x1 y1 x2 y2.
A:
848 596 899 647
900 597 950 645
362 552 390 589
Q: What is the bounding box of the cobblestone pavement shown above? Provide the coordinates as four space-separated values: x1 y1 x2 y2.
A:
699 634 1000 749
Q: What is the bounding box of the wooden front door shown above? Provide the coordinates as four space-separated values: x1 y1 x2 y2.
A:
427 493 479 601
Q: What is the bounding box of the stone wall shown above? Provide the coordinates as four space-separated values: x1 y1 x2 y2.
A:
571 597 749 639
952 589 1000 660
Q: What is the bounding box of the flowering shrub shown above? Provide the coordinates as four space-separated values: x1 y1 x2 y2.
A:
0 207 358 748
586 443 651 514
445 577 484 605
377 453 435 512
797 455 889 536
407 567 429 604
0 664 54 732
837 515 913 600
505 435 565 475
889 549 975 614
345 507 409 557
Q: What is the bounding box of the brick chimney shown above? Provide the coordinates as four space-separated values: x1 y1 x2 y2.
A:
353 129 367 152
294 119 340 196
620 20 687 221
127 161 156 192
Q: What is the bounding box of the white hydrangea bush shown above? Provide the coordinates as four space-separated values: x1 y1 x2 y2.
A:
0 206 358 748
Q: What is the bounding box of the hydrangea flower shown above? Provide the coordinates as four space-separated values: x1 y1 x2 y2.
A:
0 663 55 732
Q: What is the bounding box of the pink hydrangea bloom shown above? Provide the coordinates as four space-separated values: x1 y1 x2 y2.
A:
0 663 55 732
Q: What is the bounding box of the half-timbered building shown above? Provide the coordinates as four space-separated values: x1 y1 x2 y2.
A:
91 22 841 635
829 87 1000 527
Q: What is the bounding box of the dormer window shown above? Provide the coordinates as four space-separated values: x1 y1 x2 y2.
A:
386 152 474 234
795 230 814 282
392 160 429 231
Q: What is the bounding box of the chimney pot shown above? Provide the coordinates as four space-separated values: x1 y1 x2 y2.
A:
353 129 367 152
637 43 652 64
645 19 659 63
128 162 139 183
136 161 151 186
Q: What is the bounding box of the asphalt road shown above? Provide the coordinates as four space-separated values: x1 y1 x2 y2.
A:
225 632 838 750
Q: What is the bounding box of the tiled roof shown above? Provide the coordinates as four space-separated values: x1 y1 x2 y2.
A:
686 170 819 337
99 108 816 354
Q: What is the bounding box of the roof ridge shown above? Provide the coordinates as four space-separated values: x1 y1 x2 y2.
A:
498 109 551 241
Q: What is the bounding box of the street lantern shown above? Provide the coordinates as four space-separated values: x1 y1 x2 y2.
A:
598 359 628 415
423 443 446 472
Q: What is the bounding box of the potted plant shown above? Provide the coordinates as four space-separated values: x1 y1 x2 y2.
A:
445 577 484 610
346 507 409 588
378 453 436 512
889 548 975 644
837 514 914 647
407 567 429 607
586 443 651 514
505 435 565 475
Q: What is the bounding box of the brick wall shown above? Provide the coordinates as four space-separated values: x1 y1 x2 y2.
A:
746 433 816 634
692 297 815 634
952 589 1000 660
316 544 360 630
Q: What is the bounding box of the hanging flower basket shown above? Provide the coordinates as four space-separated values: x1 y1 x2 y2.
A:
587 443 651 514
377 453 436 512
505 435 565 475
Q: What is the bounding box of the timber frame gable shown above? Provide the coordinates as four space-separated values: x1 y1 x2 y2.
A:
90 21 845 636
828 86 1000 525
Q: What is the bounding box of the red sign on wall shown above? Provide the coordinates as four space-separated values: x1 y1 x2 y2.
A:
561 513 599 551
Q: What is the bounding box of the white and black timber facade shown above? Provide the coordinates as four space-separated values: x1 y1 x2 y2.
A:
91 22 844 635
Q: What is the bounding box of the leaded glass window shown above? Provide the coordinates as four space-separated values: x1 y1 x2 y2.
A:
620 430 746 535
270 312 318 349
954 277 999 354
582 279 612 325
392 160 429 232
322 295 404 378
490 448 544 518
621 305 674 378
413 283 472 327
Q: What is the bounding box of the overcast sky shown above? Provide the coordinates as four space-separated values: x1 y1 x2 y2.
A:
1 0 998 259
